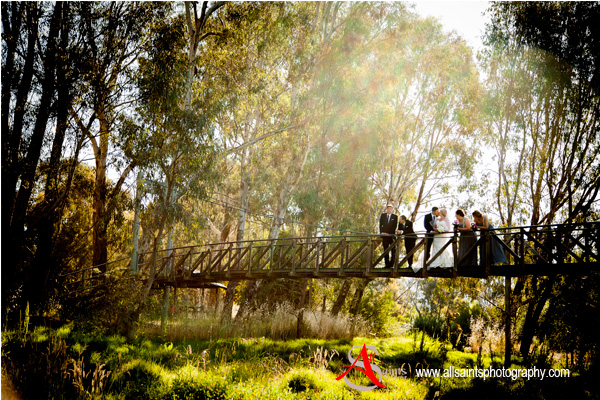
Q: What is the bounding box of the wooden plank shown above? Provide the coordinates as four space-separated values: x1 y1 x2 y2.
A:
206 249 213 278
523 231 557 262
171 249 192 278
247 243 253 277
497 236 520 262
344 240 370 269
365 237 373 277
277 244 294 270
452 233 458 274
291 240 297 277
393 236 400 275
297 240 320 266
339 238 347 277
189 251 208 275
315 239 321 276
398 239 424 269
372 237 397 266
321 240 344 268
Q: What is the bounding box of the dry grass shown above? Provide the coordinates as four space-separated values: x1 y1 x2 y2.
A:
141 302 372 341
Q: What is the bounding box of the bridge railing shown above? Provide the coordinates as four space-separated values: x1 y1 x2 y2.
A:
60 222 599 291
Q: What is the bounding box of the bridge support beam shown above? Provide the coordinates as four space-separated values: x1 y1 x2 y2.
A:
504 276 511 368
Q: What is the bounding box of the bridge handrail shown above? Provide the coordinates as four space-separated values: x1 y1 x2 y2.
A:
64 221 598 274
135 221 598 255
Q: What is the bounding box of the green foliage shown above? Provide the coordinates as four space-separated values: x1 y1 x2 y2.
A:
286 369 322 393
6 327 600 400
169 373 229 400
358 288 399 337
413 313 445 339
541 273 600 372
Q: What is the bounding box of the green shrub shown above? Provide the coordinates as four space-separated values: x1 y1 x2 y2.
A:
358 289 399 337
412 313 445 338
286 369 321 393
169 373 228 400
112 360 167 399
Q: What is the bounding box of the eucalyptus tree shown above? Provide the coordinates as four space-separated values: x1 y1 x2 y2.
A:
341 13 481 222
481 2 600 359
198 2 320 319
114 7 222 337
1 2 94 317
67 2 172 272
482 2 600 227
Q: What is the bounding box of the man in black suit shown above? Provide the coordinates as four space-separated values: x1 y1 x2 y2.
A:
397 215 416 268
379 204 398 268
424 207 439 261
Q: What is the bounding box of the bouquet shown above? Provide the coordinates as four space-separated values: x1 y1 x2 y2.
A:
471 222 477 230
437 226 445 233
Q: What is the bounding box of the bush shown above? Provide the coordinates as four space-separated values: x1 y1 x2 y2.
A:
358 289 399 336
169 373 228 400
412 313 445 338
286 369 322 393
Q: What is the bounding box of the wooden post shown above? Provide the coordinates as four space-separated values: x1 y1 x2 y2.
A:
291 239 297 277
79 269 84 291
393 237 400 274
314 238 321 276
584 226 590 263
247 243 253 277
206 248 212 278
452 231 458 273
519 228 525 268
485 231 491 277
166 231 174 278
269 240 274 275
504 275 511 368
422 234 428 278
339 238 346 277
365 237 373 277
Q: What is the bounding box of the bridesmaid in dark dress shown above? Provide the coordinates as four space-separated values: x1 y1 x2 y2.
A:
456 209 477 266
472 210 508 264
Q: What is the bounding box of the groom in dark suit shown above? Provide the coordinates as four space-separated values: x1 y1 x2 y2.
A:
424 207 439 261
379 204 398 268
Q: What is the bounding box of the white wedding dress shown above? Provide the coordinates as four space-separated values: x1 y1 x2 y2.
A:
412 216 454 272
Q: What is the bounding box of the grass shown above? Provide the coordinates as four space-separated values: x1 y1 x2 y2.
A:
1 324 597 400
140 305 374 341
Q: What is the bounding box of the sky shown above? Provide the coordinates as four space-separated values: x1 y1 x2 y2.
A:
411 1 491 53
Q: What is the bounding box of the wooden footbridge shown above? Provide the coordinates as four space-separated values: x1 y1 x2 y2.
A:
58 221 598 369
62 222 599 293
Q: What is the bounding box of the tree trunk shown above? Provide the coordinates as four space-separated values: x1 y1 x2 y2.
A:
92 111 110 271
12 4 62 313
349 279 369 316
519 277 555 359
268 142 311 240
331 280 352 316
296 278 308 338
30 2 72 312
222 154 250 322
3 3 39 235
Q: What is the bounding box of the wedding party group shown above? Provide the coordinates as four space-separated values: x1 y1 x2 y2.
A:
379 205 508 272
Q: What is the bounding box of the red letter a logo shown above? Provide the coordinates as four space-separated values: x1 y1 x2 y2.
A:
336 344 385 391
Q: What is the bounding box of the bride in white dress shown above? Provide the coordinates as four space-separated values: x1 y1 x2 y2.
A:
412 208 454 272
